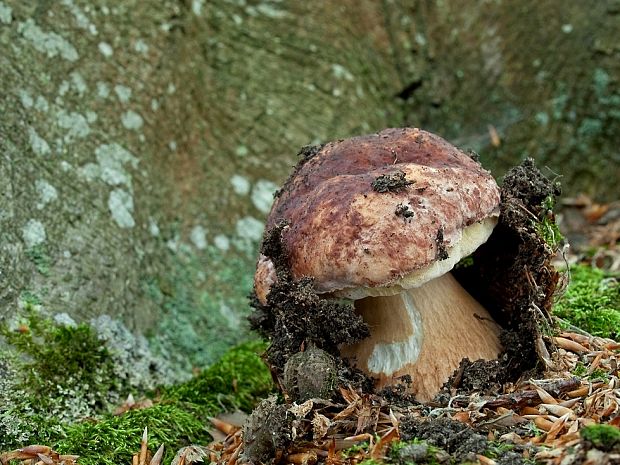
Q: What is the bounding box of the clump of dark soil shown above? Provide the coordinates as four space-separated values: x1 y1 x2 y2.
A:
394 203 415 220
249 222 372 395
371 170 414 193
298 143 325 163
400 417 488 462
241 396 293 463
449 158 562 396
399 417 531 465
376 375 418 407
435 227 449 261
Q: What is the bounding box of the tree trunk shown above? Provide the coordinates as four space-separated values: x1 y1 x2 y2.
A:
385 0 620 195
0 0 617 376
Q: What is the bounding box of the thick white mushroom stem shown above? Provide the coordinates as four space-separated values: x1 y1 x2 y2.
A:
340 272 502 402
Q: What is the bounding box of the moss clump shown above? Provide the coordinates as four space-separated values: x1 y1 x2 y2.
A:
0 305 272 463
357 460 383 465
483 440 515 459
571 362 610 383
54 341 271 465
340 441 370 457
0 309 121 450
554 265 620 339
580 424 620 452
389 439 442 464
55 404 206 465
159 339 272 411
534 196 565 249
535 215 564 249
454 255 474 269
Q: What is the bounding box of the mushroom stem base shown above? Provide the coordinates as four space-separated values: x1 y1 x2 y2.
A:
340 272 502 402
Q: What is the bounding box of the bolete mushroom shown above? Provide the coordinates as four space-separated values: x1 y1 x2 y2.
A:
255 128 502 402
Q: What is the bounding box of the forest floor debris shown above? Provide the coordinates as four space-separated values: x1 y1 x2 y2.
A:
205 327 619 465
558 194 620 272
204 193 620 465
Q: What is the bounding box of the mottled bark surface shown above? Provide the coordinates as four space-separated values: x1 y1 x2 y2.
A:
385 0 620 193
0 0 617 375
0 0 401 373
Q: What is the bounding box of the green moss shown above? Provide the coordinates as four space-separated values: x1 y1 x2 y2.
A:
0 309 121 450
572 362 588 377
523 422 545 438
580 424 620 451
454 255 474 269
160 340 272 412
554 265 620 339
534 196 564 249
358 460 383 465
0 305 272 463
54 341 272 465
1 314 118 406
55 404 206 465
572 361 610 383
340 441 370 457
535 215 564 249
588 368 610 383
483 440 514 459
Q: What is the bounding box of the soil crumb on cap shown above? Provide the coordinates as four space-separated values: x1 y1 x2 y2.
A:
435 227 449 261
371 170 415 193
394 203 415 220
298 143 325 163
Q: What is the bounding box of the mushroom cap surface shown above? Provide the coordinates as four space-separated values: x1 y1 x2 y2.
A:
257 128 501 298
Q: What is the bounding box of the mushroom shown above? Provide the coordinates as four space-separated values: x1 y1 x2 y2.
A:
255 128 502 402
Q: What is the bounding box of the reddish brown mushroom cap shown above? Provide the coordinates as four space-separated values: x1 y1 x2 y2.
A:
259 128 500 297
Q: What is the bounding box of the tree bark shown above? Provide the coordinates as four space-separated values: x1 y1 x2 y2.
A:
385 0 620 196
0 0 617 374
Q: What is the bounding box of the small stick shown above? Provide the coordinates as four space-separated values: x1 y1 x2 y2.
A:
553 337 588 354
286 451 318 465
210 417 238 436
452 377 581 408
